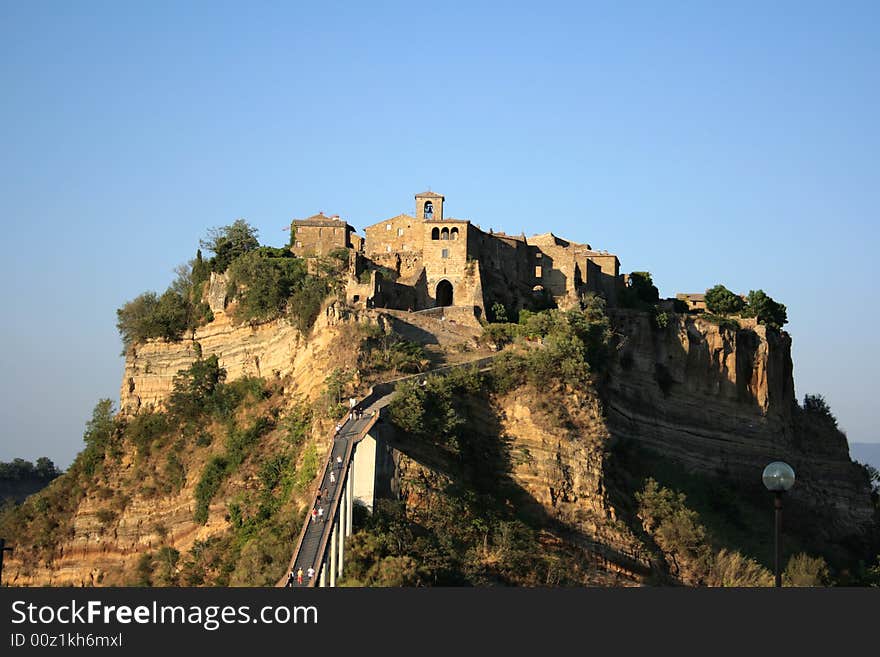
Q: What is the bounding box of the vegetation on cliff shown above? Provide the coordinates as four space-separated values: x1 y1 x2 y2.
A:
0 354 322 586
116 221 346 351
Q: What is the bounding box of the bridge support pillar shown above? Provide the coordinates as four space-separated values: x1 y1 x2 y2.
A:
329 519 337 587
319 559 326 587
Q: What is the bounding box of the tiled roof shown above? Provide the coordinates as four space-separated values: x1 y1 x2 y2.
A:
414 191 444 199
292 212 350 228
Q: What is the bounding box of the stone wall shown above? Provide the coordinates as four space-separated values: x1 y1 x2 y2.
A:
290 218 353 257
363 214 421 256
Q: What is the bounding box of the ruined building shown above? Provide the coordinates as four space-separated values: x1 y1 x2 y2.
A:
290 191 623 322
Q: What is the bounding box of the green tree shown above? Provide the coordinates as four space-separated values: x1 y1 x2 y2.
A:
802 393 838 427
619 271 659 309
168 356 227 421
84 399 116 448
201 219 260 272
704 284 745 315
742 289 787 329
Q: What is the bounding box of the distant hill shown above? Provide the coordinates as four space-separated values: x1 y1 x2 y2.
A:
850 443 880 471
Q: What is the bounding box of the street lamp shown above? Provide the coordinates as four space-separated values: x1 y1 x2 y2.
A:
762 461 796 587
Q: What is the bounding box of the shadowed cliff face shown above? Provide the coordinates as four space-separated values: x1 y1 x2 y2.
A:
603 310 877 554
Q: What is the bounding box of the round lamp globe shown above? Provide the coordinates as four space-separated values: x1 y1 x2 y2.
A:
762 461 796 492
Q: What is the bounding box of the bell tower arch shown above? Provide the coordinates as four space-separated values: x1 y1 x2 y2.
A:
415 191 444 221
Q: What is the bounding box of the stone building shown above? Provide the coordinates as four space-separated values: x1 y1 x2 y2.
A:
291 191 623 323
290 213 361 257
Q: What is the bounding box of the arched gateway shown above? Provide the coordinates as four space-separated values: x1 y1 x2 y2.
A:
436 280 453 307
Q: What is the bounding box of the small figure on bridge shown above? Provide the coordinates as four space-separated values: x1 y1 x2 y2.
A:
311 508 318 523
317 507 325 522
297 568 304 585
307 566 315 582
335 424 341 435
287 570 295 587
349 397 357 410
316 489 323 503
330 471 336 484
336 456 343 470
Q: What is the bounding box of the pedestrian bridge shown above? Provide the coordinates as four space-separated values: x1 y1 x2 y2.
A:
278 357 495 588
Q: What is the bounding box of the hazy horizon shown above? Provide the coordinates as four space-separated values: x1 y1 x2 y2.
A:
2 2 878 468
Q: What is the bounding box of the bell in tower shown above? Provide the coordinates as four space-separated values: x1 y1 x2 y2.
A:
415 191 444 221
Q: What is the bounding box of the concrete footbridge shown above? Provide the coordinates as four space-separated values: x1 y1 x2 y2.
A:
278 356 495 588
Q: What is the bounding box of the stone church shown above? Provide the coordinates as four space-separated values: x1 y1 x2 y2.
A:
290 191 622 323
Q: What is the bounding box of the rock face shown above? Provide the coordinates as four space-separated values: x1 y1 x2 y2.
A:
604 311 876 547
120 301 366 414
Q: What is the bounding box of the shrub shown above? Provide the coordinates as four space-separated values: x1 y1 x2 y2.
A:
783 553 830 586
194 456 229 524
359 331 429 375
162 453 186 493
479 323 518 349
702 314 741 331
705 284 745 315
126 410 170 458
489 302 509 323
226 249 309 324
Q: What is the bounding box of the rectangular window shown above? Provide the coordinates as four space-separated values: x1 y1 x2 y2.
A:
535 266 542 278
442 248 449 259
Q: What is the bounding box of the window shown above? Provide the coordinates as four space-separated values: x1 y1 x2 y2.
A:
442 248 449 259
296 241 302 248
441 227 450 240
386 224 392 231
386 245 392 253
431 227 440 240
424 201 433 218
450 227 459 240
535 266 542 278
397 228 404 237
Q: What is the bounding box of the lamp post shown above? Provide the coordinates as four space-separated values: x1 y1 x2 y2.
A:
762 461 796 587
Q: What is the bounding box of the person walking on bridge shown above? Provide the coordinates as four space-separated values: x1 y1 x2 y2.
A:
287 570 295 587
307 566 315 583
296 567 304 585
317 507 324 522
336 455 343 470
330 471 336 485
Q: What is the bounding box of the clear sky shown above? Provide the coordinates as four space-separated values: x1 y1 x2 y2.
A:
1 1 878 467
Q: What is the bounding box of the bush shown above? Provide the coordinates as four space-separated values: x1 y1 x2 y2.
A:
116 254 213 350
705 284 745 315
359 330 429 375
126 410 170 458
479 323 518 349
784 553 830 586
489 302 509 323
226 249 309 324
194 456 229 524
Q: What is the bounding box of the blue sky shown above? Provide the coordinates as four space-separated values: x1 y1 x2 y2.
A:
1 1 878 467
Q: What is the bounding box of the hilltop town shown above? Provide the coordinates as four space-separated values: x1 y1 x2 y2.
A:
290 191 622 324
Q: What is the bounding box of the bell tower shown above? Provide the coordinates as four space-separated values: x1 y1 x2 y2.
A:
415 191 444 221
